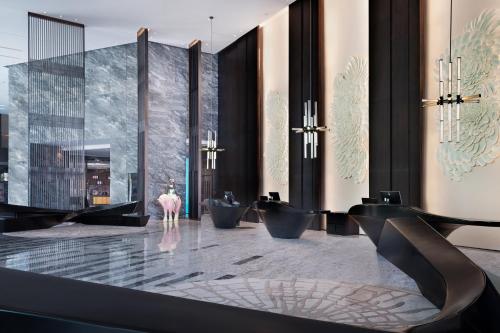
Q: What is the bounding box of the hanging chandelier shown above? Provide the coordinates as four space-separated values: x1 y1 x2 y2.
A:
422 0 481 143
292 100 328 159
202 130 224 169
201 16 224 169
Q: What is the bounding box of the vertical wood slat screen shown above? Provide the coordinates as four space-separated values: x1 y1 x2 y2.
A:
28 13 85 210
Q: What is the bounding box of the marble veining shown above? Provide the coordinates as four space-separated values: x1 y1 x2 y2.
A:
8 43 139 205
146 43 218 219
85 43 138 203
7 64 29 205
146 42 189 219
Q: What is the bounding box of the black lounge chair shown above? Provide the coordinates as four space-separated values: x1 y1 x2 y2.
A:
205 199 249 229
253 200 317 239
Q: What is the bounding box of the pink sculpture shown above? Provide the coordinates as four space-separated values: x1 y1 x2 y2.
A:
158 178 182 222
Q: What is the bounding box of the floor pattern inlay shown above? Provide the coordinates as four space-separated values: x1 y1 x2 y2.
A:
159 278 438 332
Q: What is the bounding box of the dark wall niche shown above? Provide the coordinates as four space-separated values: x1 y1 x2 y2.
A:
137 28 148 214
289 0 323 229
216 28 259 220
188 41 201 219
369 0 422 206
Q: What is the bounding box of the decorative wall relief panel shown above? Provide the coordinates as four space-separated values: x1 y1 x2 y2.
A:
28 13 86 210
329 56 368 184
264 91 289 187
436 10 500 181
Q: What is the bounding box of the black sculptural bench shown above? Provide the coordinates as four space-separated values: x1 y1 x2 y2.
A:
348 204 500 332
205 199 249 229
0 201 149 232
253 200 317 239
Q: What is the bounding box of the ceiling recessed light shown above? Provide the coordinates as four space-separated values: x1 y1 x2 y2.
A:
59 15 63 18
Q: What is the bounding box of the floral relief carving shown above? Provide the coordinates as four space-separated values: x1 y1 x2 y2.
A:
436 10 500 181
264 91 289 186
329 56 369 184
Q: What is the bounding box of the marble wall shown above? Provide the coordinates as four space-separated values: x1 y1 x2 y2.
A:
8 43 138 206
8 41 218 216
201 53 218 140
85 43 138 204
145 42 218 219
7 64 28 205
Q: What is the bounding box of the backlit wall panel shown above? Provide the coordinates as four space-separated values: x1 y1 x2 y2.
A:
261 8 289 202
323 0 369 211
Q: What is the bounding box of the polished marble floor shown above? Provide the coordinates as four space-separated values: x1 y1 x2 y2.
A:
6 216 500 331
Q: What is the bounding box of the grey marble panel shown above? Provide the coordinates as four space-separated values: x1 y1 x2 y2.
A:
146 42 189 218
201 53 218 138
7 64 28 205
85 43 138 204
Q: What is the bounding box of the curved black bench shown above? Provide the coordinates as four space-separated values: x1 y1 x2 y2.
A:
69 201 149 227
0 202 149 232
0 203 70 232
205 199 249 229
348 204 500 238
349 213 500 332
253 201 317 239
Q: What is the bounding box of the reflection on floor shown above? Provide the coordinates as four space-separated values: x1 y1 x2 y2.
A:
0 215 474 331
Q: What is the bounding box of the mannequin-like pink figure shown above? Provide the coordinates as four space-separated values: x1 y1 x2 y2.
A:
158 178 182 222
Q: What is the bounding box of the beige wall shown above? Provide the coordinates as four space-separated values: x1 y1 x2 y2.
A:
423 0 500 220
322 0 369 212
261 8 289 201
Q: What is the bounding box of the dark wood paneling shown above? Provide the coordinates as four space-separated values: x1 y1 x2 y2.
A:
188 41 201 219
289 0 322 229
369 0 421 207
216 29 259 216
137 28 148 215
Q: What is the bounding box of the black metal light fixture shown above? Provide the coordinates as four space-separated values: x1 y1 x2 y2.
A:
201 16 224 170
292 100 327 159
422 0 481 143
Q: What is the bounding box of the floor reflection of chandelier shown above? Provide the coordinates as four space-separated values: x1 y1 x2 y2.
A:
421 0 481 143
